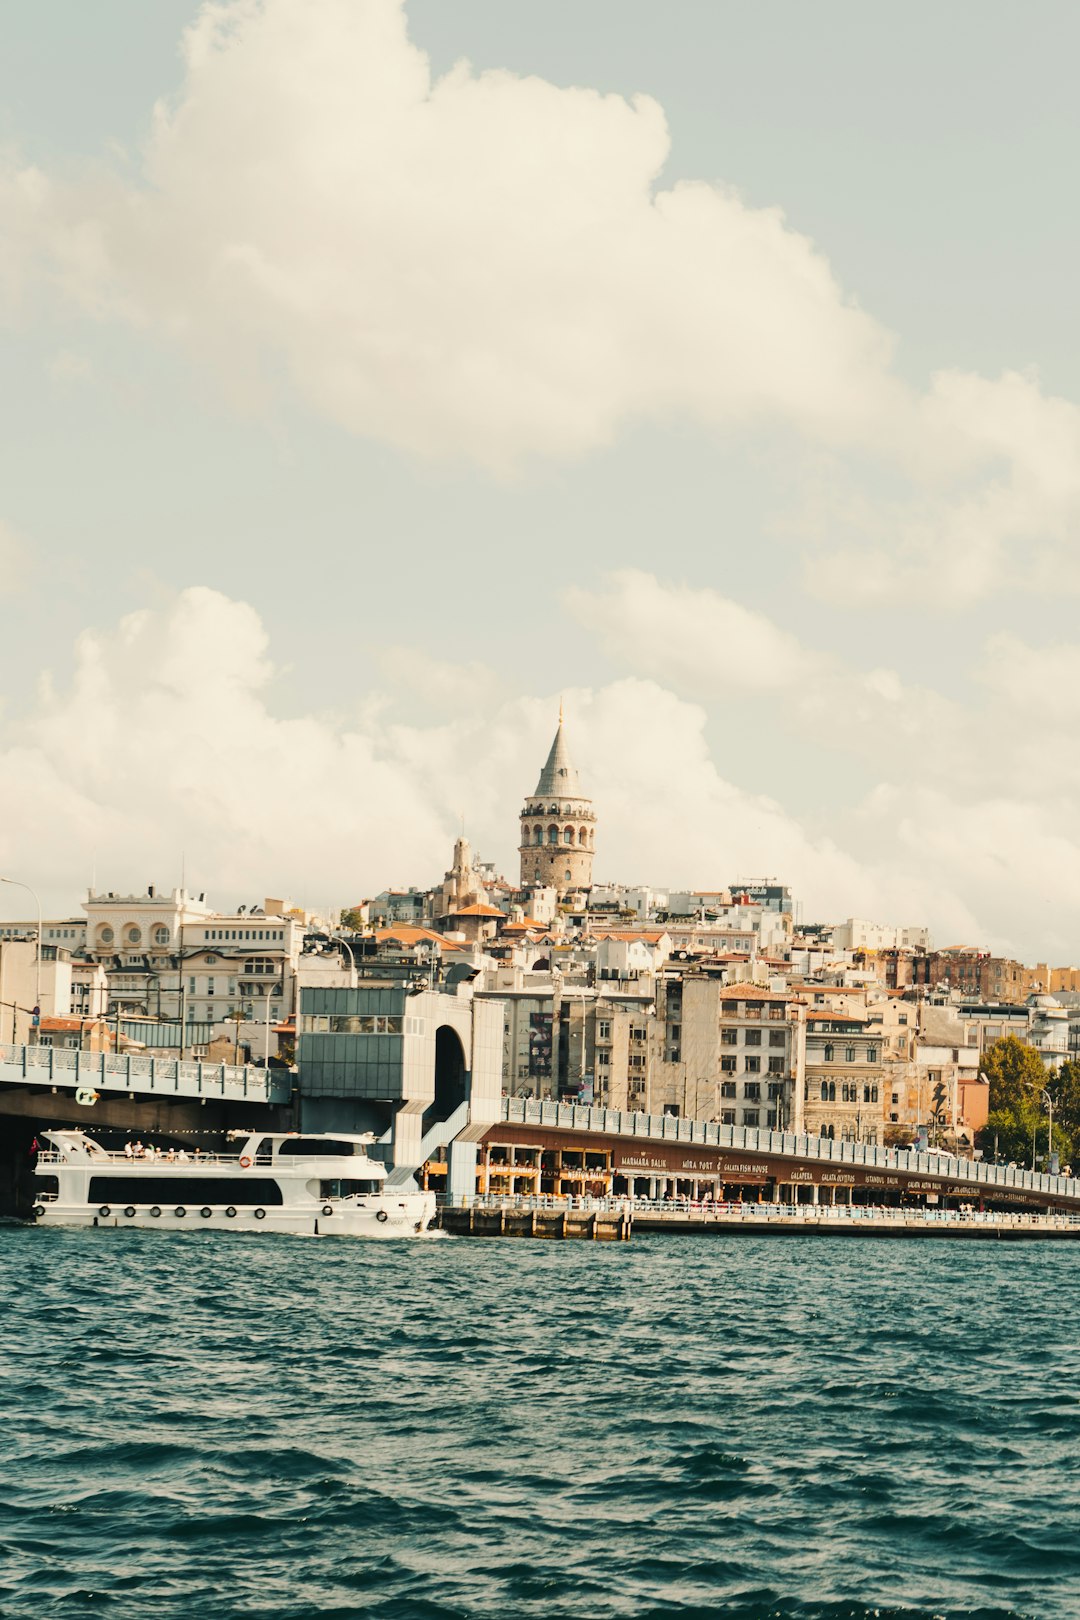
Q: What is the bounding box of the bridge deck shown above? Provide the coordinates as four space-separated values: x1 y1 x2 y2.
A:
0 1042 292 1107
498 1097 1080 1209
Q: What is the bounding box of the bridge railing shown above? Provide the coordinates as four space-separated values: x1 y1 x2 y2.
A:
499 1097 1080 1203
443 1190 1080 1227
0 1042 292 1105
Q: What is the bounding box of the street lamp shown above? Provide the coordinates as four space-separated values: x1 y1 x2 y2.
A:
1 876 42 1021
1041 1087 1055 1171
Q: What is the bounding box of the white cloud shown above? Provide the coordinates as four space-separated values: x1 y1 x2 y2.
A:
13 0 899 473
2 583 1079 961
567 568 958 765
565 569 816 693
3 0 1079 593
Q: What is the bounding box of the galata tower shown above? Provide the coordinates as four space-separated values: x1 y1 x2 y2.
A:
518 708 596 893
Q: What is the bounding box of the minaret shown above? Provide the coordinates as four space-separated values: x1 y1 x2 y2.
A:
518 706 596 893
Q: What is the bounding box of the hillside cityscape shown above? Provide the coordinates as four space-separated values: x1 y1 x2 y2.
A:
3 715 1075 1171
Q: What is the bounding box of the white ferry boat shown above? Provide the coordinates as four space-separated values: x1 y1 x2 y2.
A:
31 1129 437 1237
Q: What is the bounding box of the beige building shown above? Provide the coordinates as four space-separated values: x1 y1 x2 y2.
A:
647 977 806 1131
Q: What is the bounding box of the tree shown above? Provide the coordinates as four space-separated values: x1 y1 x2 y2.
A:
339 906 366 932
976 1036 1050 1164
1047 1060 1080 1166
979 1036 1047 1112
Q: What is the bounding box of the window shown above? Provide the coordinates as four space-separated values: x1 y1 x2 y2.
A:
891 1092 899 1104
899 1014 908 1025
668 1048 681 1063
628 1054 646 1070
823 1044 834 1062
769 1030 785 1047
767 1082 784 1099
820 1124 835 1140
720 1080 736 1097
99 927 114 945
597 1020 611 1041
721 1030 738 1046
744 1029 762 1046
769 1005 784 1020
743 1082 761 1100
742 1110 760 1127
865 1084 879 1103
845 1047 856 1063
866 1047 878 1063
744 1056 761 1073
721 1109 736 1125
721 1057 736 1074
563 828 573 845
722 1000 738 1013
768 1057 784 1074
597 1052 610 1068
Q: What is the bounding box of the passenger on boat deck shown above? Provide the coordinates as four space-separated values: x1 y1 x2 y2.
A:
177 1149 189 1161
165 1147 176 1161
144 1144 157 1161
123 1141 134 1159
132 1140 145 1158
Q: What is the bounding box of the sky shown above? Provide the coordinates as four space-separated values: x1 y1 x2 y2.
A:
1 0 1080 959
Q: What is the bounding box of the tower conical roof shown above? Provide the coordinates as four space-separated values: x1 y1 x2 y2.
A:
533 720 584 799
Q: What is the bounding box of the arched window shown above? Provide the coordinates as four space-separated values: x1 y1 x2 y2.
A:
823 1043 834 1062
827 1081 836 1102
563 828 573 845
578 826 587 845
547 825 559 844
533 827 543 845
820 1081 829 1100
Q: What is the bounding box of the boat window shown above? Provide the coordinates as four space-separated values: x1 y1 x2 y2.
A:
320 1179 382 1197
36 1174 59 1196
88 1176 285 1205
278 1138 359 1157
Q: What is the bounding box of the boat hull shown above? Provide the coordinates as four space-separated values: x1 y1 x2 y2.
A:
32 1193 437 1238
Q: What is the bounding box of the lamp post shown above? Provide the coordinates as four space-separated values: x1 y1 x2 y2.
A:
1 876 42 1023
1041 1087 1054 1171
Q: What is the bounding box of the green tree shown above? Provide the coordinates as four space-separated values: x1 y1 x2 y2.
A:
1047 1060 1080 1166
339 906 366 932
979 1035 1046 1112
976 1036 1050 1165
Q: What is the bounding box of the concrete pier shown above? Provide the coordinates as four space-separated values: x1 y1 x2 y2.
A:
439 1204 631 1241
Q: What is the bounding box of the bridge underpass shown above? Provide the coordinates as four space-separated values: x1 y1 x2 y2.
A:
0 1043 295 1216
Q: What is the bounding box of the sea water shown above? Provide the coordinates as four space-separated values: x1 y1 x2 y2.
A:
3 1227 1080 1620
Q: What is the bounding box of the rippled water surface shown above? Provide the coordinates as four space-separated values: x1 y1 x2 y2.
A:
4 1228 1080 1620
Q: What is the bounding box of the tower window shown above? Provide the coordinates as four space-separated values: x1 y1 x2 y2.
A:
563 828 573 845
578 827 587 845
533 827 542 845
548 826 559 844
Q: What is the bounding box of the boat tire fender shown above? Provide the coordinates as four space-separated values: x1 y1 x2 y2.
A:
254 1208 266 1220
200 1206 213 1218
174 1206 186 1218
98 1205 111 1217
376 1209 389 1223
149 1206 162 1217
124 1206 136 1218
321 1204 333 1217
32 1204 45 1218
225 1206 237 1218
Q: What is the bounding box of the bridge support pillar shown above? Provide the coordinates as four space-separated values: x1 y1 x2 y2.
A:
447 1138 478 1203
